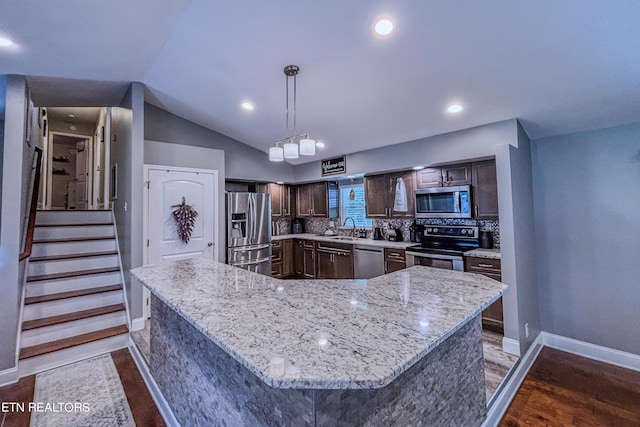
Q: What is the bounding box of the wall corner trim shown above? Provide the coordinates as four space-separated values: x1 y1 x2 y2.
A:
502 337 520 356
131 317 146 332
0 366 19 388
542 333 640 373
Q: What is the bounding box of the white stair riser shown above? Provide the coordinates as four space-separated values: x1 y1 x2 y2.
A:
21 311 127 348
28 255 119 276
25 272 121 298
34 225 114 240
23 291 124 321
35 210 113 225
19 333 129 377
31 239 117 258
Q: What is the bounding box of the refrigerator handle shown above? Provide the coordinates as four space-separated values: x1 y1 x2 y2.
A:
247 194 254 244
251 194 257 243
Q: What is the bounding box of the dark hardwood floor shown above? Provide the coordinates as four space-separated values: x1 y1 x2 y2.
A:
0 349 164 427
500 347 640 426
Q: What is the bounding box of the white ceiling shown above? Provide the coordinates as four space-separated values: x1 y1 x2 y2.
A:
2 0 640 163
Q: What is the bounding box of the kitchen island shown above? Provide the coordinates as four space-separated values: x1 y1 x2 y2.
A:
131 259 506 426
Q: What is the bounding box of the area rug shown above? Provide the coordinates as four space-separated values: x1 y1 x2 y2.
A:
30 354 135 427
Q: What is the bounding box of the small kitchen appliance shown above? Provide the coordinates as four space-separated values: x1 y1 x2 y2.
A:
291 217 306 234
479 230 494 249
373 227 384 240
409 221 426 243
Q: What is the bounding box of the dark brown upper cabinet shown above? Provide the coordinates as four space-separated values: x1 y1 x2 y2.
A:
416 164 471 188
295 182 338 218
364 171 415 218
257 183 293 217
471 160 499 219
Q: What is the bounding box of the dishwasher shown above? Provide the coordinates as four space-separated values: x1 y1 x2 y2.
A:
354 245 385 279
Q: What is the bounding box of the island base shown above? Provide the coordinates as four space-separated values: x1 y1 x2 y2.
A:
150 296 487 426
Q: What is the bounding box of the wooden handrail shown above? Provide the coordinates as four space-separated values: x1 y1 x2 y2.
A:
19 147 43 262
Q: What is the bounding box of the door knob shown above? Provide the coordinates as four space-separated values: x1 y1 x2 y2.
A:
208 242 214 247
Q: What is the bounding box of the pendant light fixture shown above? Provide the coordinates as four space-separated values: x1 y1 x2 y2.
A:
269 65 317 161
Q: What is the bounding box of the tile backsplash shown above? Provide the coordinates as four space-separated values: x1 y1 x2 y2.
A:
275 216 500 248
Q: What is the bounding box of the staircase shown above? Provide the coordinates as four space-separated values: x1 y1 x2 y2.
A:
19 210 130 376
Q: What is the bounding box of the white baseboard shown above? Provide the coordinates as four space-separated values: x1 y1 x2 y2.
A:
483 332 543 427
128 344 180 427
131 317 146 331
0 366 19 387
541 332 640 372
501 337 520 356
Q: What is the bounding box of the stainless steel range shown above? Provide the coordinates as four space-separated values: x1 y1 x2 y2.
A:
406 225 479 271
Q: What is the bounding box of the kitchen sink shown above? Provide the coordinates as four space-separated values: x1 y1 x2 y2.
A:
329 236 359 241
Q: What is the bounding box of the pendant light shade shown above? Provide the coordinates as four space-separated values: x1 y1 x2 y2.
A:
283 141 299 159
268 64 320 162
269 146 284 162
299 138 316 156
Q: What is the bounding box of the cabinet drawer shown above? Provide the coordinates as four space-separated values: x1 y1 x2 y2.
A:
272 240 282 249
271 262 283 278
316 241 352 253
302 240 315 249
271 248 282 263
465 256 501 272
385 248 405 261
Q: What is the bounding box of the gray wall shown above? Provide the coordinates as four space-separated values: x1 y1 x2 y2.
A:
495 124 540 355
111 83 145 322
144 140 226 263
144 103 294 183
0 75 27 376
532 122 640 355
293 120 518 182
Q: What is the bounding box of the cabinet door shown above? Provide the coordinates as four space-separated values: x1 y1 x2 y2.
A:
389 171 416 218
442 164 471 186
471 160 499 219
282 239 294 276
385 248 406 273
334 252 354 279
294 240 304 276
269 184 283 217
315 250 334 279
364 175 389 218
296 184 312 217
282 185 293 217
416 168 442 188
311 182 328 217
303 248 316 278
385 259 406 274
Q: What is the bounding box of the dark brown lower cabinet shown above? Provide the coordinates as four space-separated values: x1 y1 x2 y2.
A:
384 248 406 273
465 256 503 334
293 240 316 278
315 242 353 279
272 239 294 278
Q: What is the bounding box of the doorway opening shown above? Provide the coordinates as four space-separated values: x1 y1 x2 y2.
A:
40 107 111 210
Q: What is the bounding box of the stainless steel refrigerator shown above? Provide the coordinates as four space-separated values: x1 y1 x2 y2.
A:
226 192 272 275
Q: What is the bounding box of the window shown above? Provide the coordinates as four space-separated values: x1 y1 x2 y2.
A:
339 183 372 229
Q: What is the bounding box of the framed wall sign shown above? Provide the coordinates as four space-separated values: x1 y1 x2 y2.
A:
321 155 346 176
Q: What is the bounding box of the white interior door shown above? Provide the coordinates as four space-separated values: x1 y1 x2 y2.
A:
75 140 87 209
146 167 217 264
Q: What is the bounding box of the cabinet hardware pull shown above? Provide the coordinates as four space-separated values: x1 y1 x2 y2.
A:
478 263 494 268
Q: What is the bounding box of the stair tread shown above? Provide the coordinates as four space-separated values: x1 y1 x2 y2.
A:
22 304 126 331
33 236 115 244
25 284 122 304
35 222 113 227
19 324 129 360
29 251 118 263
27 267 120 282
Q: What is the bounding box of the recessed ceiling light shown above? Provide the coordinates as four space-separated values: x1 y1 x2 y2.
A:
0 36 14 47
374 19 394 36
447 104 464 113
315 141 325 148
276 181 284 185
412 166 425 171
241 101 254 111
69 125 77 131
347 175 356 179
68 114 76 119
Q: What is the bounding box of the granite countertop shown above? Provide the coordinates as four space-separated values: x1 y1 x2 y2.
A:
273 233 416 249
131 259 506 390
464 248 501 259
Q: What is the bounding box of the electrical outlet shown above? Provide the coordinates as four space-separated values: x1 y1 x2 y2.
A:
124 202 127 212
525 323 529 338
329 221 335 228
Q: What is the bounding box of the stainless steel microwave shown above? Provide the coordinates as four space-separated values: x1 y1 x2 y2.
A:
414 185 472 218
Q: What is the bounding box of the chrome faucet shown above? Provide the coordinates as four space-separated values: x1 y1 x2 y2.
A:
343 217 356 237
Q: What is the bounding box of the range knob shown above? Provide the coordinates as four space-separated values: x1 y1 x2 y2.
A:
461 229 467 235
427 228 433 233
432 227 438 233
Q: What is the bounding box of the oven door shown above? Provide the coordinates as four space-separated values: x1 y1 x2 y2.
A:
415 185 471 218
406 251 464 271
